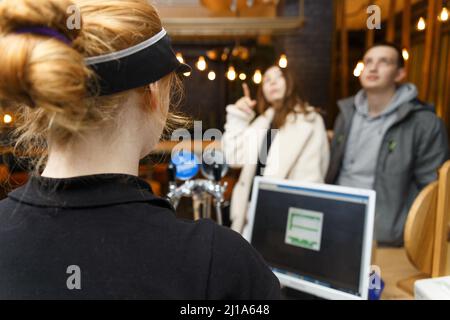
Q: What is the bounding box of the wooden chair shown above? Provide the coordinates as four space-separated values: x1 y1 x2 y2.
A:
397 161 450 295
432 161 450 277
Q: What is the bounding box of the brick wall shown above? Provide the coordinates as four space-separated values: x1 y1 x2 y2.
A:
277 0 334 125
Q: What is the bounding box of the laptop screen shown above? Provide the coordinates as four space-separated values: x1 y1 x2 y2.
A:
250 181 371 297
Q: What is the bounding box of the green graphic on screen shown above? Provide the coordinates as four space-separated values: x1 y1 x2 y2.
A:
285 207 324 251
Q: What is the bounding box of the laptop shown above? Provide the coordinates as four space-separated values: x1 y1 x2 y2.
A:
244 177 376 300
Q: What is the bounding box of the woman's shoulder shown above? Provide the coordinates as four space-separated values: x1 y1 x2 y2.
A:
166 217 246 254
202 221 281 299
171 218 275 273
175 218 248 249
291 104 324 124
180 219 270 272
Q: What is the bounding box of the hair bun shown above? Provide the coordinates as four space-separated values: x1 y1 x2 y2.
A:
0 0 82 42
0 0 90 114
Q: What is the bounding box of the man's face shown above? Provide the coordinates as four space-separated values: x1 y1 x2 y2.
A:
360 46 406 91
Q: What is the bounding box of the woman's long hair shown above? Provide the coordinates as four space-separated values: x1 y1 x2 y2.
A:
256 66 310 129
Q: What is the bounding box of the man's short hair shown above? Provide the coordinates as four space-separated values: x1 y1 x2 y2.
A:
363 42 405 68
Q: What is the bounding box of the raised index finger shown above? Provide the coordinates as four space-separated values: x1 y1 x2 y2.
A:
242 83 251 99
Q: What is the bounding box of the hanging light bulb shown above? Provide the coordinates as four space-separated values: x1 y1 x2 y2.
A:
353 61 364 77
196 56 207 71
439 7 449 22
176 53 184 64
253 69 262 84
278 54 288 69
208 71 216 81
239 73 247 81
356 61 364 71
402 48 410 61
227 66 237 81
206 50 218 60
183 71 191 77
353 68 362 78
3 113 13 124
417 17 426 31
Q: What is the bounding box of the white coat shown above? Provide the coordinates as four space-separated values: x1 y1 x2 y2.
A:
222 104 330 233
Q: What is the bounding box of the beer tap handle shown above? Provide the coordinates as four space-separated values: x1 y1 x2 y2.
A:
213 163 221 182
214 200 223 226
168 163 176 184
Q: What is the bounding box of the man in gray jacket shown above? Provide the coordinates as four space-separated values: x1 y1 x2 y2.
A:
326 43 449 247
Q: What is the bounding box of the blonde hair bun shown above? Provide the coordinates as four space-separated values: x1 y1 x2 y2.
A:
0 0 89 112
0 0 82 40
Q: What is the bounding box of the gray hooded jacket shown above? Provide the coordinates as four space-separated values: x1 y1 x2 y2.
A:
326 84 449 246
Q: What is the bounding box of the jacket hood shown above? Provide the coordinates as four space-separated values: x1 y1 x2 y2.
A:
353 83 418 118
338 83 433 124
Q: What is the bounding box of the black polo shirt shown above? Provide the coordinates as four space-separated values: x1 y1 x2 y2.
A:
0 173 280 299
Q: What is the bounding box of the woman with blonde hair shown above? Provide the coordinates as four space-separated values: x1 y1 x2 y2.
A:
0 0 279 299
223 65 330 234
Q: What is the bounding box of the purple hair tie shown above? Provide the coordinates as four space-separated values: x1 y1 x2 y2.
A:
14 26 72 45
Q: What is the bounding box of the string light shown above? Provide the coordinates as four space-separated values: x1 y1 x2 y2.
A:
196 56 207 71
439 7 449 22
356 61 365 70
278 54 288 69
208 71 216 81
253 69 262 84
176 53 184 64
239 73 247 81
402 48 410 61
353 61 364 77
183 71 191 77
206 50 218 60
3 114 13 124
353 69 362 78
227 66 237 81
417 17 426 31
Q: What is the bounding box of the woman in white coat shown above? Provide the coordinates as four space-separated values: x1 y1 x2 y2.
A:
222 65 330 234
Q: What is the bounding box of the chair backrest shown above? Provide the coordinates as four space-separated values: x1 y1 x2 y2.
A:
432 160 450 277
404 160 450 277
404 181 438 275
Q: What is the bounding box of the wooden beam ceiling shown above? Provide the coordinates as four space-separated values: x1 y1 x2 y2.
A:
155 0 304 38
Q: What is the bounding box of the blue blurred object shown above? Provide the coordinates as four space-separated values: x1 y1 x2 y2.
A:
368 271 385 300
171 150 200 181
